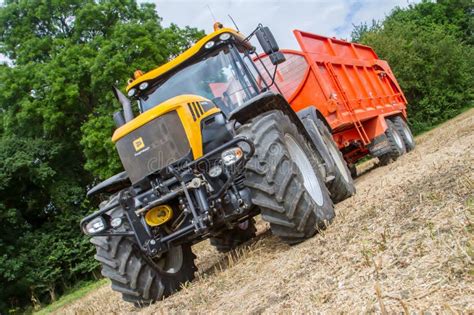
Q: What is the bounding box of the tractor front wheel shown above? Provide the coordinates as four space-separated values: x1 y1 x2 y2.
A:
91 198 196 306
210 219 257 252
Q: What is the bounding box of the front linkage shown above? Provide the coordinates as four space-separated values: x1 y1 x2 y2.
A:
80 137 255 257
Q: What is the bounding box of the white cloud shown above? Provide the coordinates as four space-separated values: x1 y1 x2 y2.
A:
147 0 418 49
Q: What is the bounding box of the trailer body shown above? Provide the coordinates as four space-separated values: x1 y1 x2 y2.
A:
256 30 408 163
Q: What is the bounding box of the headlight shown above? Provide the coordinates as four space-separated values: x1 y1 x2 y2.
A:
127 88 136 97
221 147 244 166
110 217 123 228
204 41 215 49
139 82 149 90
84 217 106 235
219 33 231 41
209 165 223 177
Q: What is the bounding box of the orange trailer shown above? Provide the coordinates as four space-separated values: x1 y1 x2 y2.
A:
256 30 410 164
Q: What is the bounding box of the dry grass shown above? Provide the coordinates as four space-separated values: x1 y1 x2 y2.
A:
57 109 474 314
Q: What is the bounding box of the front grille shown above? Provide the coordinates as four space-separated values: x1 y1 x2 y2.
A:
115 111 191 184
187 101 216 121
187 102 204 121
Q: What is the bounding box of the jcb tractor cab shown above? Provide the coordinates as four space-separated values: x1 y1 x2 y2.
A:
81 24 345 305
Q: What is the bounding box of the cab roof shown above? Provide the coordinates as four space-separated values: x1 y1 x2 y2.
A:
126 27 248 92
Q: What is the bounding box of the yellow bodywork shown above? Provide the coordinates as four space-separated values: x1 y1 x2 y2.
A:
112 95 220 159
113 26 246 161
126 27 249 92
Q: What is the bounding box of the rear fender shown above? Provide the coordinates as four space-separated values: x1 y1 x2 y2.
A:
297 107 336 182
229 91 330 181
229 91 295 124
229 91 312 142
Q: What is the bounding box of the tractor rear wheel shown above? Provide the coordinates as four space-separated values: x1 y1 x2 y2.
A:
348 163 357 178
238 110 334 245
313 117 355 203
391 116 415 152
210 219 257 252
378 119 406 165
91 198 196 306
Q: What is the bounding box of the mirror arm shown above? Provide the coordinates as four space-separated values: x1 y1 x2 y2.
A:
112 86 134 122
253 53 283 95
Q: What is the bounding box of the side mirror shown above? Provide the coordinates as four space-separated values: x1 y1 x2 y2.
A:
255 26 286 65
256 26 279 55
113 110 126 128
269 52 286 65
112 86 134 122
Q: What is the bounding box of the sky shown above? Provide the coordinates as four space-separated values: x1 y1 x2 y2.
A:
149 0 418 49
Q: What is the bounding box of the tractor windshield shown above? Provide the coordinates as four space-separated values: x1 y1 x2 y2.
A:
139 46 259 115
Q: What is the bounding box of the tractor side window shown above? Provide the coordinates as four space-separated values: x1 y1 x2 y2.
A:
243 55 260 84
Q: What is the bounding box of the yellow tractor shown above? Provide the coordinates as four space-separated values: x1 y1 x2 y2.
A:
81 24 338 305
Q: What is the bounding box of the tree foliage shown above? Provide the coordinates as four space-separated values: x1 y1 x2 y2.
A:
1 0 472 312
352 0 474 133
0 0 203 312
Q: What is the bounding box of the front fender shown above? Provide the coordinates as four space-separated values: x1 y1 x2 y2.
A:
87 171 131 198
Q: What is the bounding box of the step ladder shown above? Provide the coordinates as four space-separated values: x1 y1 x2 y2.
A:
325 62 371 145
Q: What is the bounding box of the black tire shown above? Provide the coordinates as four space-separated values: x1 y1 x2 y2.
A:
391 116 416 152
238 110 334 245
348 163 357 178
378 119 407 165
91 198 196 306
210 218 257 252
313 117 356 203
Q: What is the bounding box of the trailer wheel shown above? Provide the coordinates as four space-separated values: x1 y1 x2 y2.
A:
210 219 257 252
391 116 415 152
238 110 334 245
313 118 356 203
378 119 406 165
91 198 196 306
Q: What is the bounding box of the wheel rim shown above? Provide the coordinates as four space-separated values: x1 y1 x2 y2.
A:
153 245 183 274
392 127 404 149
402 123 414 145
284 134 324 206
327 140 350 182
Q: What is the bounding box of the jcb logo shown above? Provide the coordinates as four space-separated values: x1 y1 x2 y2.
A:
133 137 145 151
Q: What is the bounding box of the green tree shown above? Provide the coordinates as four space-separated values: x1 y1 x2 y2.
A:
0 0 203 311
352 0 474 133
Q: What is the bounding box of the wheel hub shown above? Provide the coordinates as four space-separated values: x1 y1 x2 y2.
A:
327 140 350 182
153 245 183 274
284 134 324 206
402 124 414 144
393 128 404 149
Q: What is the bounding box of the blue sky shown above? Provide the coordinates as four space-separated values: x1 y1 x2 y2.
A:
149 0 418 49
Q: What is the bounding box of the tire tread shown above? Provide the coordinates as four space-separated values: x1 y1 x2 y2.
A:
238 110 334 244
